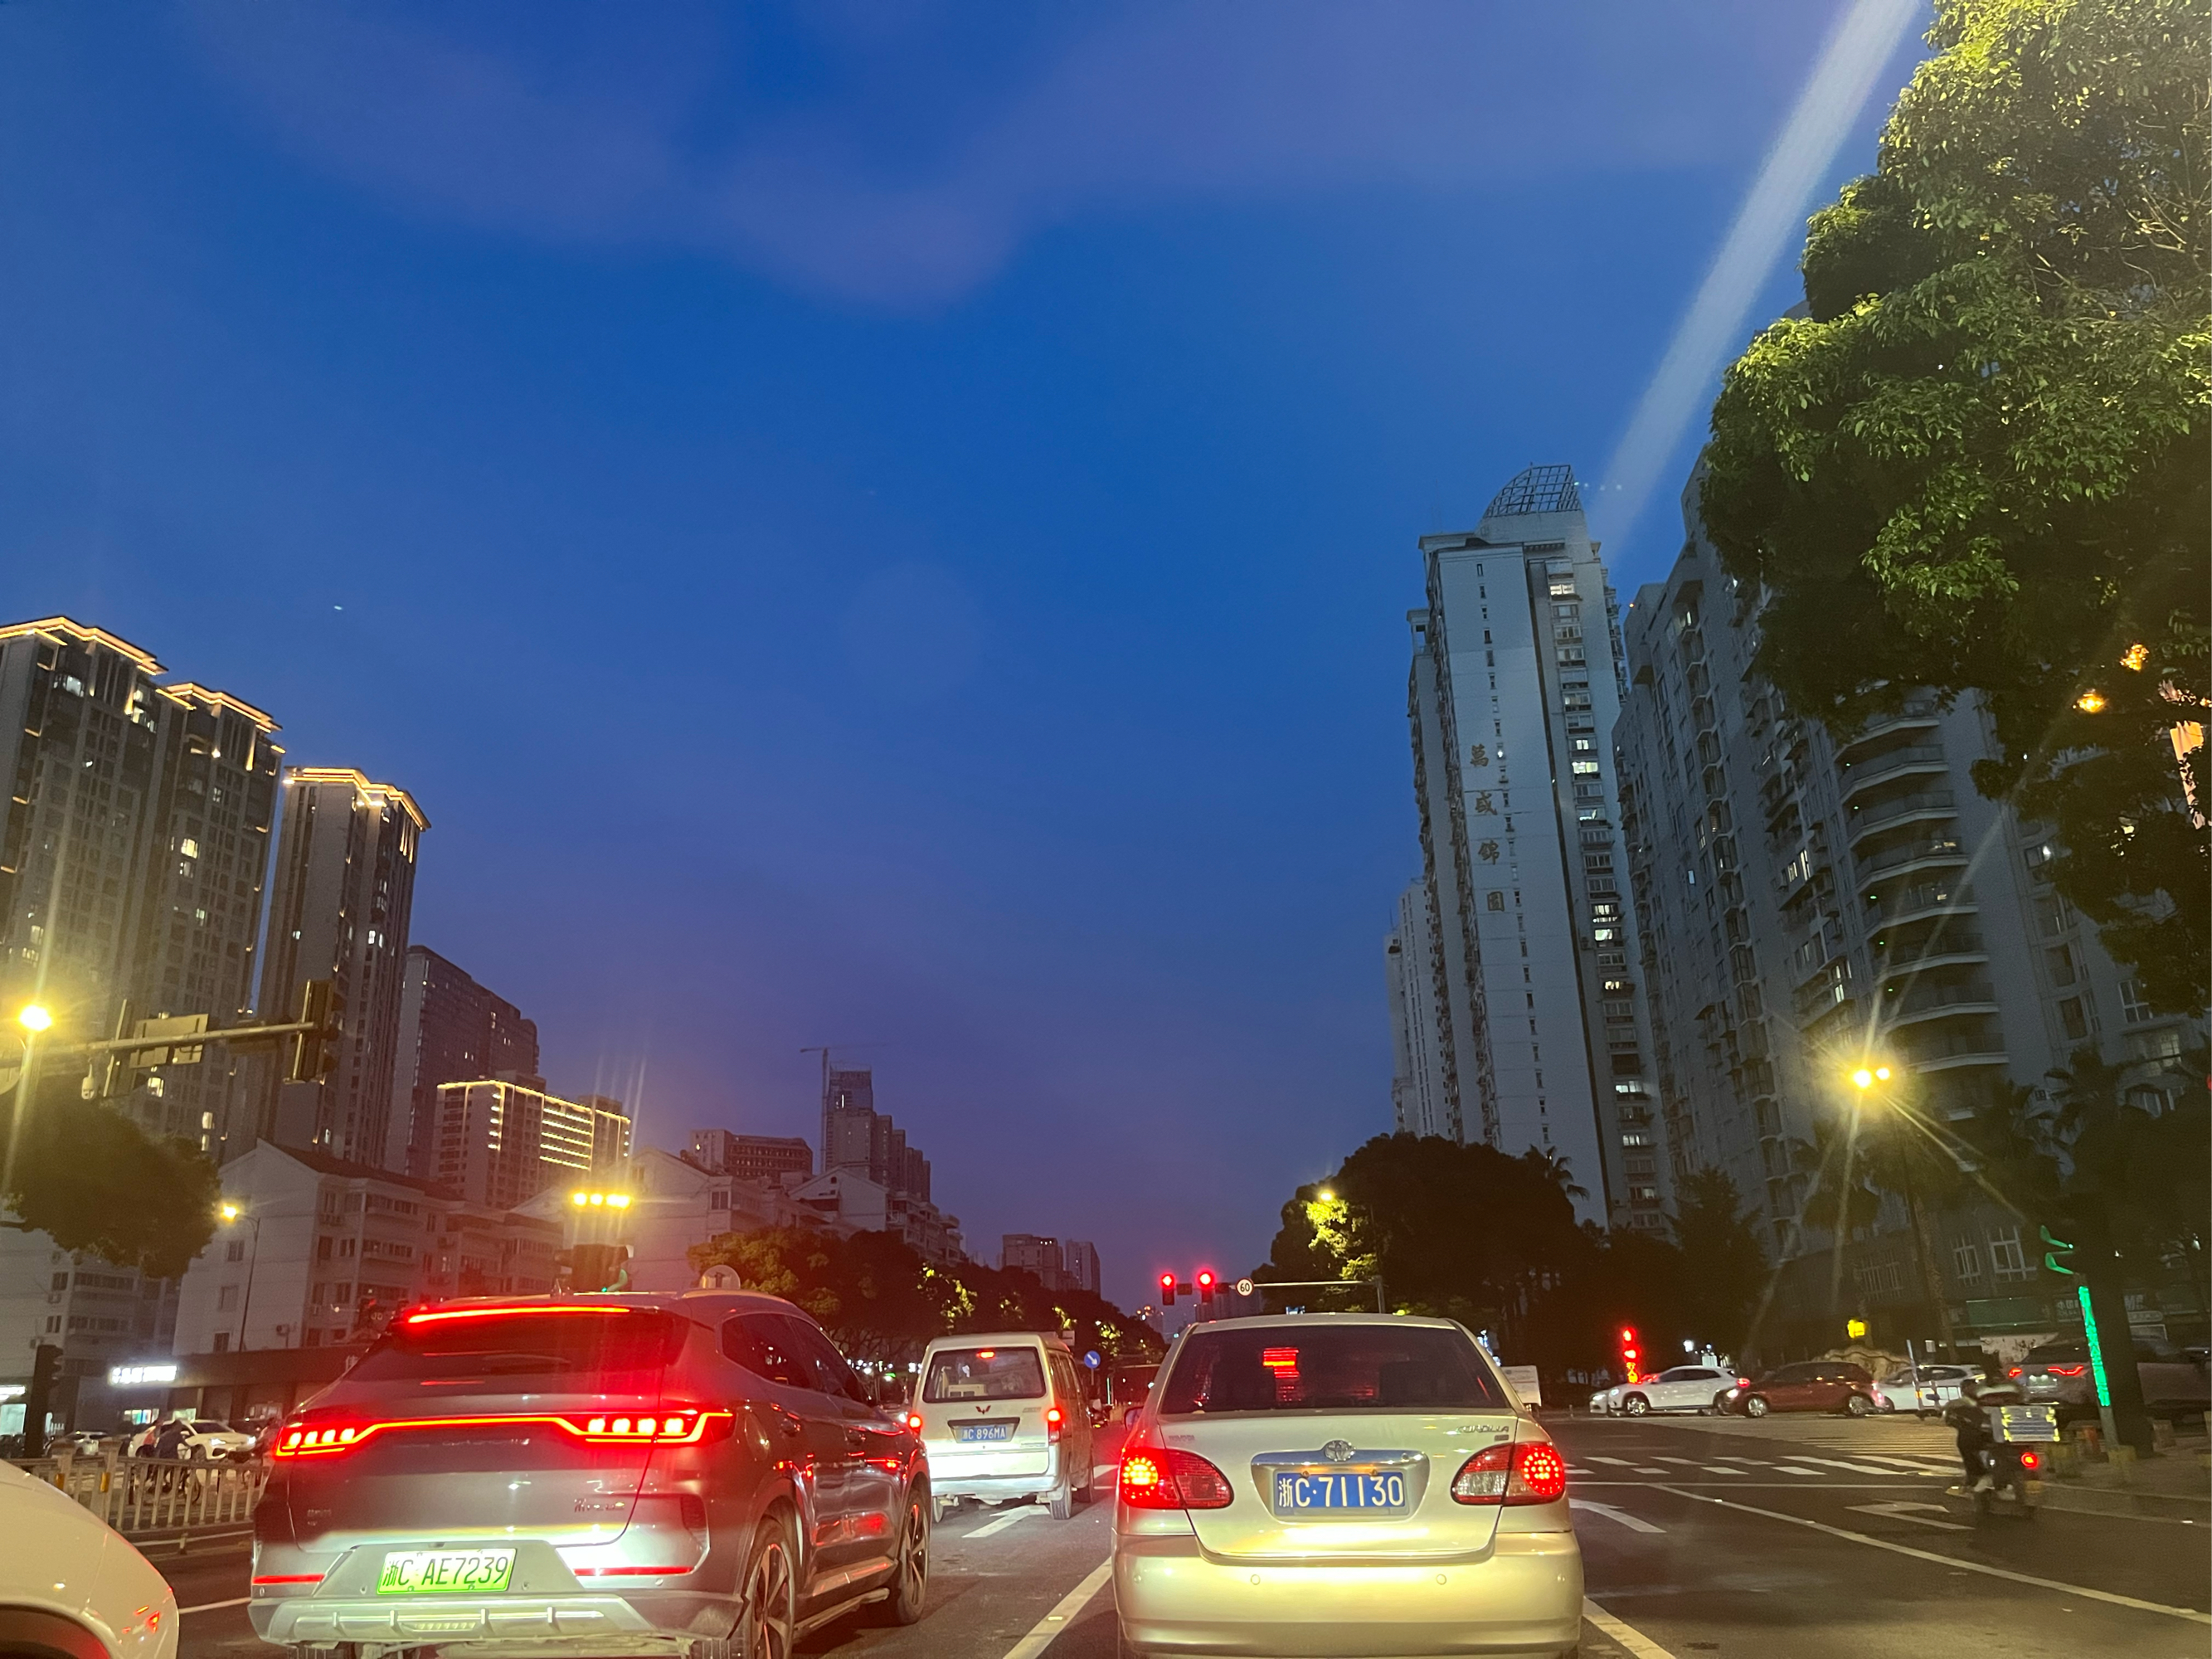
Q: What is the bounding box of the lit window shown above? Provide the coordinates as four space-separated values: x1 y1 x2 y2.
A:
1573 761 1601 776
179 838 200 859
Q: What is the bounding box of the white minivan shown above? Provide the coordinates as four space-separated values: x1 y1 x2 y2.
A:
909 1331 1096 1520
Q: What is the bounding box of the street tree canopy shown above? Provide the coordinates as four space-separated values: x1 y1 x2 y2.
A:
1702 0 2210 1010
1 1094 220 1279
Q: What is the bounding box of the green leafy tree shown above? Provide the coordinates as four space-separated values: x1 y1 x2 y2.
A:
1667 1168 1768 1353
2048 1042 2210 1314
1702 0 2210 1010
1 1087 219 1278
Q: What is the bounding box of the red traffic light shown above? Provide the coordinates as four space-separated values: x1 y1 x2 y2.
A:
1619 1327 1636 1345
1159 1272 1177 1306
1196 1270 1216 1291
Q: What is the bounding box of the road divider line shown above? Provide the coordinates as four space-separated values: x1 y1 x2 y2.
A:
999 1556 1113 1659
970 1506 1043 1540
178 1598 249 1616
1571 1499 1665 1534
1651 1486 2211 1625
1582 1597 1679 1657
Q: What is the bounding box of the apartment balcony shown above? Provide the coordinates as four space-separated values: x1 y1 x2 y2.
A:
1863 881 1976 928
1839 698 1943 756
1882 985 2002 1029
1847 790 1957 846
1855 834 1968 880
1902 1029 2010 1071
1838 743 1950 803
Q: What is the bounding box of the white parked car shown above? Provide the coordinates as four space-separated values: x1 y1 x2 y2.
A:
1115 1314 1581 1658
0 1459 177 1659
1588 1382 1626 1415
1612 1365 1738 1417
128 1416 255 1461
1873 1363 1981 1415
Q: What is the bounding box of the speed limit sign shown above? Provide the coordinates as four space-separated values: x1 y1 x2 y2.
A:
1235 1277 1256 1298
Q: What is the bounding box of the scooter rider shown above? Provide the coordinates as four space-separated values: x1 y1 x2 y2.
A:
1943 1368 2023 1494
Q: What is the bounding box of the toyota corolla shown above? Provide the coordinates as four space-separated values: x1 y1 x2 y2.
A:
1113 1313 1580 1658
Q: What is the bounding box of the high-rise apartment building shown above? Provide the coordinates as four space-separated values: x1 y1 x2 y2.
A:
820 1063 931 1200
1616 466 2204 1347
1400 465 1665 1229
430 1079 632 1210
1002 1233 1064 1287
259 767 427 1165
384 946 540 1177
685 1129 813 1185
1384 881 1451 1138
1062 1239 1101 1297
0 618 283 1149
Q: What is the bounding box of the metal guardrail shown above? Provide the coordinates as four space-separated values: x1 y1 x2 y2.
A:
8 1449 267 1546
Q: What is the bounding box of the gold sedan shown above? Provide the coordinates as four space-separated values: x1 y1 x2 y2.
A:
1114 1314 1580 1657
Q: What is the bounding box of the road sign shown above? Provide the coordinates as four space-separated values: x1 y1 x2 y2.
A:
1235 1277 1255 1297
1082 1350 1101 1370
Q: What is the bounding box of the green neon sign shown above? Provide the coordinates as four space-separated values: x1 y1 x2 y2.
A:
2078 1283 2114 1409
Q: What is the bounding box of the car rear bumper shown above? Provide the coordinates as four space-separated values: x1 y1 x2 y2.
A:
1114 1528 1582 1657
927 1443 1067 1501
249 1588 734 1649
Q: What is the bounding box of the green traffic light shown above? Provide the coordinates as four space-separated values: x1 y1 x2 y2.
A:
2039 1223 2076 1277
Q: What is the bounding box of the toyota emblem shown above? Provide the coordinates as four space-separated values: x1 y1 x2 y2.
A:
1321 1439 1355 1463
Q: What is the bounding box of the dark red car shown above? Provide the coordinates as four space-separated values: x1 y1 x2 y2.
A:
1721 1360 1879 1418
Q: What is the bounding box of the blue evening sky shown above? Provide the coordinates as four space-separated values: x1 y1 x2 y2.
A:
1 2 1927 1304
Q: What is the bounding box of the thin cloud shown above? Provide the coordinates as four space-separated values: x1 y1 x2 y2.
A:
183 0 1835 307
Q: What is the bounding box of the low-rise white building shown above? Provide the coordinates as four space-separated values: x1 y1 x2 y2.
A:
173 1141 561 1355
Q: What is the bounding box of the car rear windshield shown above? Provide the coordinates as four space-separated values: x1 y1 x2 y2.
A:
923 1347 1046 1403
1159 1325 1507 1414
348 1309 688 1390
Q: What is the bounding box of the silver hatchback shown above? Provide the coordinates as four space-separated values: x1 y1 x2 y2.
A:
249 1292 929 1659
1114 1314 1581 1658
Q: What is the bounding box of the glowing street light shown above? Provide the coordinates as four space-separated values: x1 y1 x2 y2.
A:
1850 1064 1893 1091
571 1190 631 1209
17 1005 51 1034
2075 689 2107 713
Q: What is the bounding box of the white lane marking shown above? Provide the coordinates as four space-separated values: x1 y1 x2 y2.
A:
999 1555 1114 1659
1632 1467 1669 1475
1653 1486 2212 1625
1772 1465 1824 1477
970 1506 1043 1540
1847 1501 1968 1533
179 1598 249 1616
1572 1499 1665 1534
1700 1464 1745 1475
1654 1457 1703 1466
1582 1597 1680 1658
1795 1456 1916 1476
1587 1456 1639 1467
1712 1456 1769 1464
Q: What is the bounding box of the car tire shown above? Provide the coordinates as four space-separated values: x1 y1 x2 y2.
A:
1845 1394 1873 1418
1048 1478 1075 1520
737 1511 798 1659
1623 1395 1649 1417
931 1493 955 1525
1744 1395 1770 1418
870 1486 929 1625
1713 1392 1733 1413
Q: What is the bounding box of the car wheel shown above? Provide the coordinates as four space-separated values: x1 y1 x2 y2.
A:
872 1486 929 1625
1048 1477 1075 1520
1744 1395 1770 1418
737 1512 798 1659
1623 1394 1649 1417
931 1493 955 1525
1713 1393 1733 1413
1845 1394 1873 1418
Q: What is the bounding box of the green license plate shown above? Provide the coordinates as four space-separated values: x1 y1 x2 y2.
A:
377 1549 517 1595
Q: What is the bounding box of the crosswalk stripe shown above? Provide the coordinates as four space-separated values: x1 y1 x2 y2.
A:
1587 1456 1639 1467
1701 1464 1745 1474
1773 1466 1823 1477
1654 1457 1703 1465
1794 1456 1912 1476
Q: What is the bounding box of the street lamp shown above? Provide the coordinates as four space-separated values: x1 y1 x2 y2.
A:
17 1005 52 1034
1845 1062 1955 1360
218 1200 265 1353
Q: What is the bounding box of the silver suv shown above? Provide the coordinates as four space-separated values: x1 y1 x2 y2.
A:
249 1292 929 1659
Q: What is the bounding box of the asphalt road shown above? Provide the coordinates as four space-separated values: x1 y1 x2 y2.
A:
164 1416 2209 1659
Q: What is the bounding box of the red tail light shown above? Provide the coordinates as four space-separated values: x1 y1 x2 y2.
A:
1451 1441 1568 1506
2007 1366 2022 1378
2018 1448 2041 1472
2044 1365 2085 1376
905 1413 924 1433
1045 1405 1063 1444
1118 1445 1233 1510
273 1408 733 1459
401 1304 630 1327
